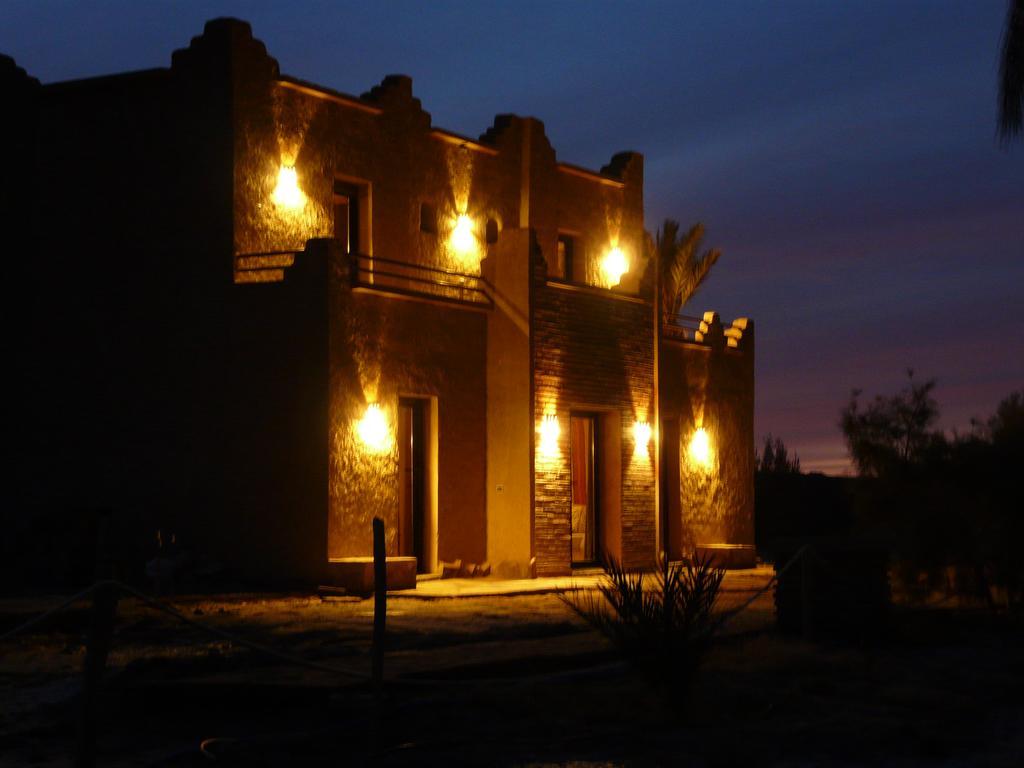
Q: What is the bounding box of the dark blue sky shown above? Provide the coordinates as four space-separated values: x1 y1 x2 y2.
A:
4 1 1021 473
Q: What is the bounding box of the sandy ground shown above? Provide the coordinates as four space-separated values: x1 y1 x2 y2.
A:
1 570 1022 767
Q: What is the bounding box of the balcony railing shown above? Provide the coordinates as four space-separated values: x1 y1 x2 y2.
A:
661 313 704 342
352 254 492 309
234 250 492 309
234 250 298 283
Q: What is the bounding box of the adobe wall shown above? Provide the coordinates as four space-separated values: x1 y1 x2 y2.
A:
222 242 330 585
483 228 533 579
2 27 246 588
659 317 755 559
327 264 488 566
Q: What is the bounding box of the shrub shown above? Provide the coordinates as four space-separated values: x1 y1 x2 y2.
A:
562 553 725 698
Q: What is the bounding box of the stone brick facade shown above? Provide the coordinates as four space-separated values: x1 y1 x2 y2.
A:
532 253 657 574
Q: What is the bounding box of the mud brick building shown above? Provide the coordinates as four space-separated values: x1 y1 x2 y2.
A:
3 19 754 589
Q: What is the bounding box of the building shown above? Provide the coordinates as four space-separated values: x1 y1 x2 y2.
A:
2 19 754 590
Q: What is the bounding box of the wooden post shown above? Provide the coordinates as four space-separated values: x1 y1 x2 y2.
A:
76 509 119 768
801 547 813 641
372 517 386 688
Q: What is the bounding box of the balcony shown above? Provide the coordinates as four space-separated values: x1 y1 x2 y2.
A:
351 254 492 309
234 249 492 309
661 313 706 343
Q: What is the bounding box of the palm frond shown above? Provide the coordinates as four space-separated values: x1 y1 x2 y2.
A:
657 219 721 322
999 0 1024 142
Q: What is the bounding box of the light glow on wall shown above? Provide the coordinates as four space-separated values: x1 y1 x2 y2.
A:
272 165 305 209
632 420 652 455
450 214 477 257
600 246 628 287
357 403 390 453
689 427 713 469
538 413 561 457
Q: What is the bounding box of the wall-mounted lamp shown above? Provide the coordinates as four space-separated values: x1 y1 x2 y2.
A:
632 420 652 455
600 246 628 287
273 165 305 210
450 214 476 256
689 426 713 469
357 403 390 453
538 413 561 456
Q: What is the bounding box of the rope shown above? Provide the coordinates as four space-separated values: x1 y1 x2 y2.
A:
112 582 367 679
0 580 366 680
710 544 809 633
0 580 105 642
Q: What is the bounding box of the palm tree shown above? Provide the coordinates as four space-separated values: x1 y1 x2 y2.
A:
999 0 1024 142
652 220 721 324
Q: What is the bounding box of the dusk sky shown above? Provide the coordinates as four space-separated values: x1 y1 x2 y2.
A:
3 0 1021 474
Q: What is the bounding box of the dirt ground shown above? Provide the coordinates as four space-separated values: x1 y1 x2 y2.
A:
1 571 1023 767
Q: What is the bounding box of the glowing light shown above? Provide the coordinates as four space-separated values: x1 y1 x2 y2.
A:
538 413 561 456
601 246 628 287
689 427 713 469
357 404 390 452
450 214 476 255
632 421 652 454
273 165 304 209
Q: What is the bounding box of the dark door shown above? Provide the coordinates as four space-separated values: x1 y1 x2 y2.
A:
398 398 427 572
660 417 681 560
570 414 599 564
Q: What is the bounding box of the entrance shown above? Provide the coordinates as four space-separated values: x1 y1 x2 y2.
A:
398 398 428 572
333 180 361 255
570 414 599 565
660 417 681 559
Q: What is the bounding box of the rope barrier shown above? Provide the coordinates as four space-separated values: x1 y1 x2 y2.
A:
1 550 851 686
0 580 367 680
710 544 808 634
0 581 105 642
113 582 368 679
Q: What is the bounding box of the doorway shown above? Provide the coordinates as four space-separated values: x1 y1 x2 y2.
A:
570 414 599 565
398 397 428 572
333 180 362 255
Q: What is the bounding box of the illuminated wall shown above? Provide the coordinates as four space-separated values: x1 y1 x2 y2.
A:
659 315 755 561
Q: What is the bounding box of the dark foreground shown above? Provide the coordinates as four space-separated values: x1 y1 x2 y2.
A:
1 578 1022 767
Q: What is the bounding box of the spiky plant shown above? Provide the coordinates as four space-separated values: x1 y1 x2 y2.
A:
563 553 725 698
652 220 721 325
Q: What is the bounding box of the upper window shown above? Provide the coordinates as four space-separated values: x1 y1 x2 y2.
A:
554 233 581 281
420 202 438 234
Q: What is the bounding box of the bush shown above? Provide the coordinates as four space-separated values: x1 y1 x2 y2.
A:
841 380 1024 610
562 554 725 698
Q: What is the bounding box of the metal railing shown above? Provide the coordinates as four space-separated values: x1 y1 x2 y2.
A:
233 249 299 284
660 313 704 341
352 253 492 308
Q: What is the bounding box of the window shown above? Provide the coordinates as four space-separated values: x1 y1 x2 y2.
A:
420 202 437 234
485 218 499 245
555 233 581 281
